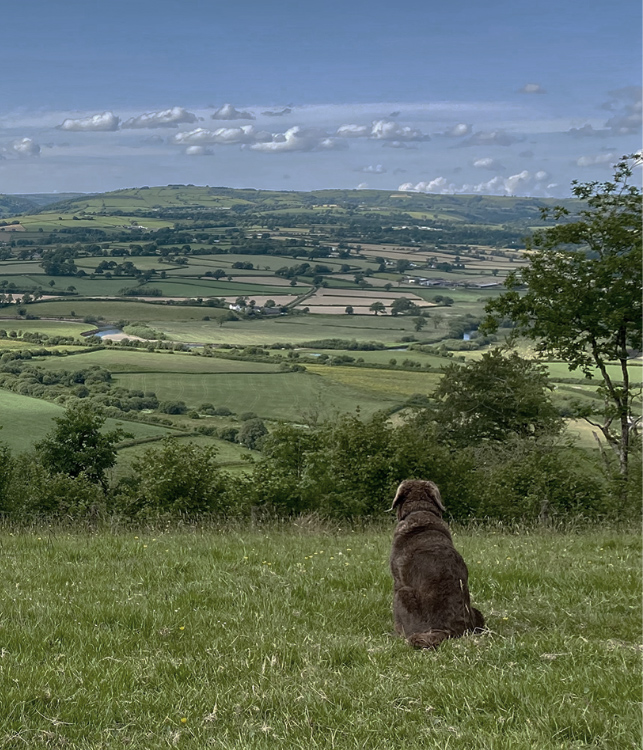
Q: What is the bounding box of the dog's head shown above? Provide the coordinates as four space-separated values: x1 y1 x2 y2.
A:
388 479 445 520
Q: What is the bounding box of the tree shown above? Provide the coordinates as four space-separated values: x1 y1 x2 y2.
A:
413 316 428 332
238 418 268 450
482 155 642 499
35 403 130 489
390 297 419 316
369 301 386 315
345 305 354 315
430 348 563 447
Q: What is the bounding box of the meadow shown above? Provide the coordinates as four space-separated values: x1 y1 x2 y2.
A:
0 525 639 749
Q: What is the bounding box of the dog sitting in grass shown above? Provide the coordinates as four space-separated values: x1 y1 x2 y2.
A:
389 479 485 649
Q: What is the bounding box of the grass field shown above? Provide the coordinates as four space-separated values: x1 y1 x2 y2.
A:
112 371 402 421
0 390 176 453
0 526 639 749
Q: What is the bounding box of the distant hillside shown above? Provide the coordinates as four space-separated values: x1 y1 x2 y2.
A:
23 185 570 230
0 193 87 218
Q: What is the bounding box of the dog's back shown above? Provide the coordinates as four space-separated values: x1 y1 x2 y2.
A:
389 481 484 649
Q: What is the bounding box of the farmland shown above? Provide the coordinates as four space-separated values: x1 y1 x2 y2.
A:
0 183 636 465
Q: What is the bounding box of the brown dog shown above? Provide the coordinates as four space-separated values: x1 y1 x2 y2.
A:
389 479 485 649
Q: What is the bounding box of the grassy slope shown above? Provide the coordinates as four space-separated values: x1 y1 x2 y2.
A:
112 371 401 422
0 527 638 749
0 390 175 453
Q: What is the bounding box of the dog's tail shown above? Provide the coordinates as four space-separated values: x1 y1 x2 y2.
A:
406 630 450 650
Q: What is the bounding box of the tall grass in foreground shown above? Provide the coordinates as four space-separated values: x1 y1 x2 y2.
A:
0 525 640 749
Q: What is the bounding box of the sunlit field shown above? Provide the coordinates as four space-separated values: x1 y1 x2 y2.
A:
0 525 639 749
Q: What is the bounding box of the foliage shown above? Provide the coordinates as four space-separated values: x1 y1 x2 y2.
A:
430 348 563 446
35 402 130 488
117 438 232 516
483 155 642 496
237 418 268 450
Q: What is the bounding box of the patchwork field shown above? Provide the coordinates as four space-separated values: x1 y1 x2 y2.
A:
112 370 402 421
0 527 639 749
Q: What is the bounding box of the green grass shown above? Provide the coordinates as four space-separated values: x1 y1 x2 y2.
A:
0 390 176 452
31 349 284 375
0 526 639 749
112 371 401 421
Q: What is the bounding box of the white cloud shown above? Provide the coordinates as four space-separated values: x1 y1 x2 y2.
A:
249 126 342 153
457 129 520 147
519 83 546 94
357 164 386 173
11 138 40 157
441 123 473 137
370 120 430 141
58 111 120 131
122 107 197 129
473 157 504 170
400 169 554 197
173 126 270 145
575 152 617 167
335 120 430 141
211 103 255 121
336 124 371 138
185 145 213 156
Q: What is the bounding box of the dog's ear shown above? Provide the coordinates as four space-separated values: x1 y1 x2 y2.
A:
426 481 446 514
387 481 409 513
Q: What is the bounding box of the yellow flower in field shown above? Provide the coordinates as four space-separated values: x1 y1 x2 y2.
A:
179 626 185 631
180 717 187 724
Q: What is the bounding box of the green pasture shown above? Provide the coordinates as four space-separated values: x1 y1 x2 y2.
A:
0 527 639 749
27 300 230 323
32 349 284 375
305 364 441 398
300 347 452 369
152 313 428 346
0 319 88 338
112 371 401 421
113 434 258 479
0 390 175 453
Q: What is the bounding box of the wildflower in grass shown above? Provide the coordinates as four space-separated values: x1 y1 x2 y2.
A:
179 626 185 631
180 717 187 724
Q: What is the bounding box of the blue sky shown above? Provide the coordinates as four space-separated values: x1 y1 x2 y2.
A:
1 0 640 196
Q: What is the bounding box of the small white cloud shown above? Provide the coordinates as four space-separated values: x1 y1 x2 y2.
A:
335 120 429 141
441 123 473 137
249 126 337 153
122 107 197 129
173 126 269 145
58 111 120 131
357 164 386 174
473 157 505 170
336 124 370 138
211 103 255 121
370 120 430 141
382 140 418 149
11 138 40 157
356 182 369 189
185 145 213 156
458 130 520 147
519 83 546 94
576 152 617 167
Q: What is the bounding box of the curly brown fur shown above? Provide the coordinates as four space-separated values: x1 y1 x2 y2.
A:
389 479 485 649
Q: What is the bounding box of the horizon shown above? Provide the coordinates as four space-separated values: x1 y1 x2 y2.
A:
1 0 640 198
